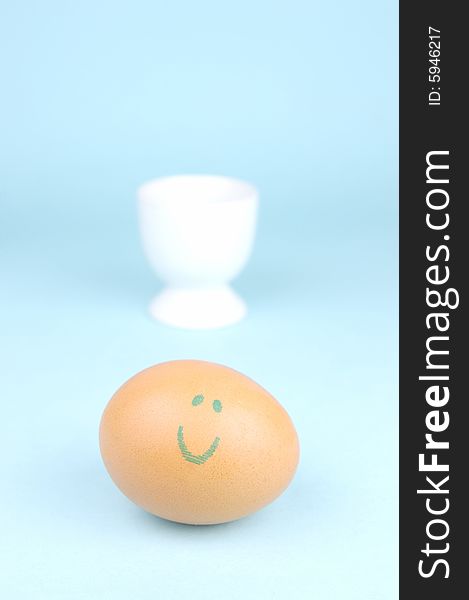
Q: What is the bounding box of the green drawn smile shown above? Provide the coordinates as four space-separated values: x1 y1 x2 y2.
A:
177 425 220 465
177 394 223 465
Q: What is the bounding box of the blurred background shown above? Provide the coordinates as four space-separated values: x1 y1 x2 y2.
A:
0 1 397 598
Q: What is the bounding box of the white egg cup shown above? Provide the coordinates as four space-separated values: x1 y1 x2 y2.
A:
138 175 258 329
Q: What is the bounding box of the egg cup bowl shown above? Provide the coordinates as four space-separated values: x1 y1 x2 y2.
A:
138 175 258 329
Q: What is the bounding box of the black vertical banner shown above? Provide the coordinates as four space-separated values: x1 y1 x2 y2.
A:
400 2 467 598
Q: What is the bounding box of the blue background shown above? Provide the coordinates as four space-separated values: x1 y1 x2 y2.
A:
0 1 397 598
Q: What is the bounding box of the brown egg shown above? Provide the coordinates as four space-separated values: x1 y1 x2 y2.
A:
99 360 299 525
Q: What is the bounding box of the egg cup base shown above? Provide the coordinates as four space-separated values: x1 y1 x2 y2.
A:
148 285 246 329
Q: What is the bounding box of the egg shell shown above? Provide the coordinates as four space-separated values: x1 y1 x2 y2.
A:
99 360 299 524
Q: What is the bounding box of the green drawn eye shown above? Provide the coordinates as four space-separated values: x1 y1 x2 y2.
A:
212 399 222 413
192 394 204 406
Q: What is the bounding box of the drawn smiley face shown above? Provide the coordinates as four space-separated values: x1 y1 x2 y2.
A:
177 394 223 465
